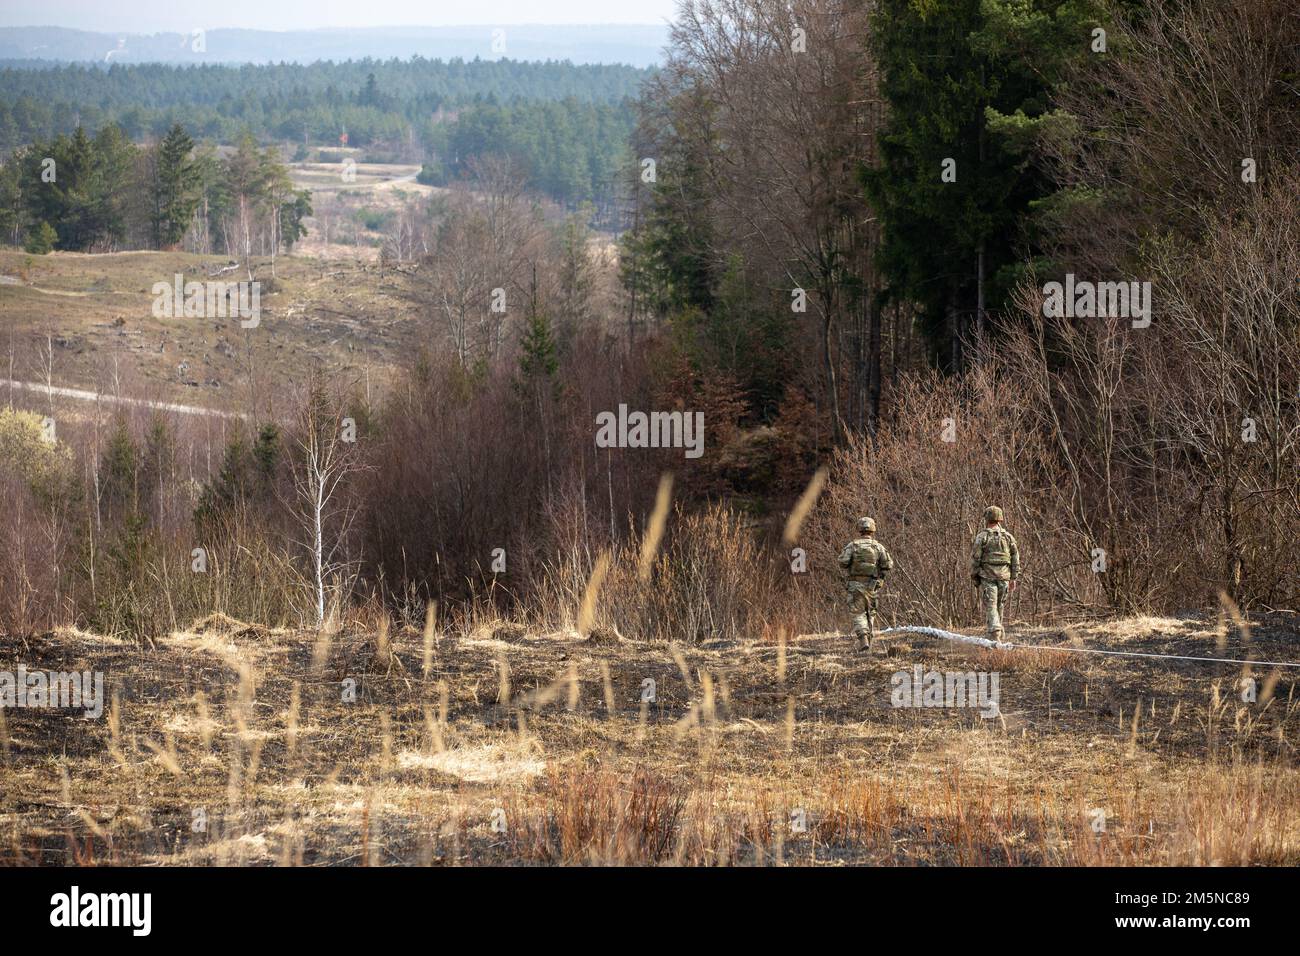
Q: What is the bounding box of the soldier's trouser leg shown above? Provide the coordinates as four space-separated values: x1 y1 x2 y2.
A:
980 580 1008 639
846 584 871 643
846 591 867 636
865 582 880 640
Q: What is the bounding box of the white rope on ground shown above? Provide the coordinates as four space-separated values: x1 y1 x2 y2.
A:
877 625 1300 669
878 625 1012 651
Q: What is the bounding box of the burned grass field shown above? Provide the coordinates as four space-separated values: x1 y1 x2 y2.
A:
3 611 1298 866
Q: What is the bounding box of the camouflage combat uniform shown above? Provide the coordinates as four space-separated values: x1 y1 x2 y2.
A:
971 510 1019 641
838 518 894 651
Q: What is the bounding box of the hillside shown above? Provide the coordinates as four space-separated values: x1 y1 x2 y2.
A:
0 247 422 412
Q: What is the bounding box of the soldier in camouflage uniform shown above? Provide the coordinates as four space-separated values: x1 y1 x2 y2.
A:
971 506 1020 641
838 517 894 652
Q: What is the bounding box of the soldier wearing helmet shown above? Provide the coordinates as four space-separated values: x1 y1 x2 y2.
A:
971 505 1020 641
837 516 894 652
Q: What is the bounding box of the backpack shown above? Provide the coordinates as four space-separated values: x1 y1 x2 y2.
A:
982 529 1011 565
849 540 880 577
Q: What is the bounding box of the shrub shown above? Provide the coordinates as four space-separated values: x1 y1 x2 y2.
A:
0 410 80 635
533 499 785 644
23 221 57 254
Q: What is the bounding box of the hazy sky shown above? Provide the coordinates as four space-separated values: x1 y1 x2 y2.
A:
0 0 678 32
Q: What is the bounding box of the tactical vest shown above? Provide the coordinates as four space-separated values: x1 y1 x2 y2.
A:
849 540 881 578
981 529 1012 566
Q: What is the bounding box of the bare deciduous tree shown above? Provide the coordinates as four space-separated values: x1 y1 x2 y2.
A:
285 383 365 629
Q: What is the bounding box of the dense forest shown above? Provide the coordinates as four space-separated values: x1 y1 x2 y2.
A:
419 98 637 208
0 58 648 205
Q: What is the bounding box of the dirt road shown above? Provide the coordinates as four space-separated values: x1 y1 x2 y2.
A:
1 378 243 419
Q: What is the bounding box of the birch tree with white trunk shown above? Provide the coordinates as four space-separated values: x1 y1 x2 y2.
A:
287 387 363 629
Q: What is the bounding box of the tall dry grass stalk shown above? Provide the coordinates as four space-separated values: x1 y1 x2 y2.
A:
638 473 674 581
577 551 611 635
783 466 827 546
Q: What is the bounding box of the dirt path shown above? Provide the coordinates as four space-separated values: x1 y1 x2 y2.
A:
0 275 93 296
1 378 243 419
292 163 425 195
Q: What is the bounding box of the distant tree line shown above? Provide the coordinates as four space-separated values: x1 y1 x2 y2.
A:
0 57 649 206
419 98 634 211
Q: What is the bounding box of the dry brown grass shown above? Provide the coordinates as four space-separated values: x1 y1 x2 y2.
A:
533 501 792 645
1 609 1297 866
0 248 418 415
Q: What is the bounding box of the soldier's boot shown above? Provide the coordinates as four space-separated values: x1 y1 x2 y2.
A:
857 632 871 653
